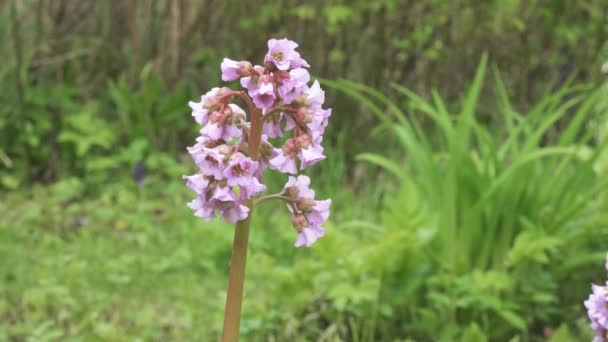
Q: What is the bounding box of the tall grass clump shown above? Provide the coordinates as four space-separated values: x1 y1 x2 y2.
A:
322 57 608 340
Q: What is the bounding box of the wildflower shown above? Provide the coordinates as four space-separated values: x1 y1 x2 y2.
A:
264 38 309 71
200 104 245 140
187 142 226 180
257 135 279 175
292 214 326 247
185 38 331 247
133 160 145 187
269 139 298 174
189 87 232 125
585 253 608 341
297 134 325 169
221 58 253 81
278 68 310 104
223 153 267 198
283 175 331 247
263 119 283 138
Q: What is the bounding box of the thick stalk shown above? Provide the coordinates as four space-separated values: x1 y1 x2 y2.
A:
221 204 252 342
221 95 262 342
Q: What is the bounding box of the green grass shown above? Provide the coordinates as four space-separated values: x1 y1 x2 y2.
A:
322 59 608 340
0 153 378 341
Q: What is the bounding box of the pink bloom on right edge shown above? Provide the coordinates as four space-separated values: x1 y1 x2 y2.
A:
585 253 608 341
283 175 331 247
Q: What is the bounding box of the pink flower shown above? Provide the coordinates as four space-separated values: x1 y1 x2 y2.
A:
221 58 252 81
283 174 315 198
296 133 325 169
200 104 245 141
210 186 249 222
307 199 331 227
262 112 283 138
252 75 276 109
188 197 214 221
264 38 309 71
188 87 224 125
223 153 267 198
283 175 331 247
278 68 310 104
585 253 608 341
308 108 331 140
269 139 299 174
183 173 210 194
299 143 325 170
257 135 279 176
269 151 298 174
586 283 608 340
306 80 325 109
223 153 258 186
186 143 225 180
185 38 332 246
294 224 326 247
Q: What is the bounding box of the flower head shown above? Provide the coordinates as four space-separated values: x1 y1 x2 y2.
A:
221 58 253 81
185 38 332 248
200 104 245 141
264 38 309 71
585 253 608 341
283 175 331 247
278 68 310 104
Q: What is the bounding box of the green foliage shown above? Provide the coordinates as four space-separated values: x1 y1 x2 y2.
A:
2 0 607 188
323 60 608 340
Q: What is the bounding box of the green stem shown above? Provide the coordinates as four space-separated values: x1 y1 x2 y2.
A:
221 201 253 342
221 93 262 342
254 194 291 206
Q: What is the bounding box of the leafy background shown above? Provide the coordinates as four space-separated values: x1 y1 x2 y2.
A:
1 0 608 341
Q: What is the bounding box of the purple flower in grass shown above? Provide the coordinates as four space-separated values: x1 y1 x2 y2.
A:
585 253 608 341
299 143 325 170
269 138 299 174
189 87 234 125
209 185 250 223
185 38 332 248
292 213 326 247
252 75 276 109
133 160 145 187
201 104 245 141
278 68 310 104
283 175 331 247
262 113 283 138
224 153 267 198
221 58 253 81
264 38 309 71
187 143 226 180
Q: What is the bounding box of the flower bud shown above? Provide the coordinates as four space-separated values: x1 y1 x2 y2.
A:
259 140 273 157
296 133 312 149
208 110 226 124
291 213 308 232
295 107 313 124
282 138 299 155
216 144 234 156
297 197 315 213
264 61 277 71
284 186 299 200
240 61 253 77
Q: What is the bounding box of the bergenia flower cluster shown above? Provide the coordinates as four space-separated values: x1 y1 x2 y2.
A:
184 38 332 247
585 253 608 341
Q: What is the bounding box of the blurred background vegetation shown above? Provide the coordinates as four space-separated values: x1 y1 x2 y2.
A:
1 0 608 341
